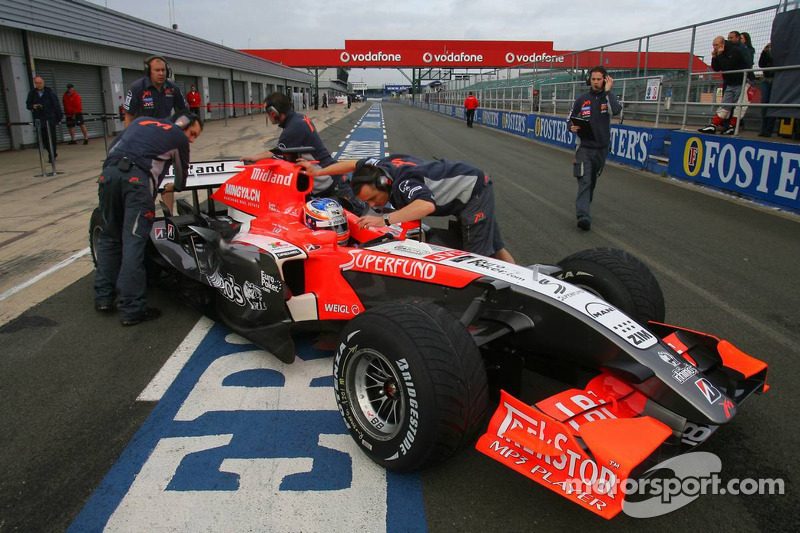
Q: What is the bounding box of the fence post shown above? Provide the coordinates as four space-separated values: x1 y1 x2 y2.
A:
681 26 697 130
101 114 109 155
44 120 57 174
655 77 662 128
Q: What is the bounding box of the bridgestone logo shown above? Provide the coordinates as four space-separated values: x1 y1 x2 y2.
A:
340 51 401 63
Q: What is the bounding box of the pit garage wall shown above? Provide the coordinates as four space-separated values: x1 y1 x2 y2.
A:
412 102 800 214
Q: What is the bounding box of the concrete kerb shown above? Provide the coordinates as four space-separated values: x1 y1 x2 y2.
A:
0 102 366 326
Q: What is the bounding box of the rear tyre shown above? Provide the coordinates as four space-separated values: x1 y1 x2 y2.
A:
334 302 489 472
556 247 665 323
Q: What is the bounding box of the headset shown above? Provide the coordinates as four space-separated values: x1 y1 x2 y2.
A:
351 165 393 193
144 55 171 78
265 92 291 122
586 65 608 86
170 110 201 130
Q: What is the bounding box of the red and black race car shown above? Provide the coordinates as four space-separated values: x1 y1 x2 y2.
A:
90 149 769 519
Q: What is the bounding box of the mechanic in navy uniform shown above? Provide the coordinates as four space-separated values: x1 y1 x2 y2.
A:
94 112 202 326
123 56 187 127
568 66 622 231
304 155 515 263
241 91 336 194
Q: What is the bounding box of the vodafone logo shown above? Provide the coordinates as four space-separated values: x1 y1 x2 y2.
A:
421 51 483 63
505 52 565 64
339 50 401 63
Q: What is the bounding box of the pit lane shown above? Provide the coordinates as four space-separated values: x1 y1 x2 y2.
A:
1 102 797 532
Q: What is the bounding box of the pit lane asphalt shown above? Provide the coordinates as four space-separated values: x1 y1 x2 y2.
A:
1 102 797 532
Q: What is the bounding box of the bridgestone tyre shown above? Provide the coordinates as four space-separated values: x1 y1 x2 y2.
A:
89 207 103 267
555 247 665 324
334 302 489 472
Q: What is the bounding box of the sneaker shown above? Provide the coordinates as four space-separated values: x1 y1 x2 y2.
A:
120 307 161 326
722 127 736 135
68 140 77 145
83 139 89 145
95 301 115 313
697 125 717 134
577 218 591 231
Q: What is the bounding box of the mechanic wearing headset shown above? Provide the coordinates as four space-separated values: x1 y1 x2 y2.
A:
302 155 515 263
241 92 365 212
123 56 187 127
94 112 202 326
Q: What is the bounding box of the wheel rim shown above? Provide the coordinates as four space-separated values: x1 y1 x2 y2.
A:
345 348 406 441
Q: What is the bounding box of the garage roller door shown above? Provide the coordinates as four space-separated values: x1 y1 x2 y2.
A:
0 67 10 150
208 78 225 120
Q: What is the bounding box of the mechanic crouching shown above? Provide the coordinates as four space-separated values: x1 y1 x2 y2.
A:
302 155 515 263
94 112 202 325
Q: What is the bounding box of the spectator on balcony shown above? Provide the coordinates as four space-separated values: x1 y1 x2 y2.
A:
698 36 749 135
758 43 776 137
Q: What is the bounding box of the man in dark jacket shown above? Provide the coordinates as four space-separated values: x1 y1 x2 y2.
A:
568 66 622 231
241 92 341 197
758 43 776 137
698 36 750 135
94 112 202 325
26 76 63 162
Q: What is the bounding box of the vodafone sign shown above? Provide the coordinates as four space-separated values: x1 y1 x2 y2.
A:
243 40 565 68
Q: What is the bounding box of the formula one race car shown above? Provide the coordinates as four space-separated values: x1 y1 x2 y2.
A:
89 149 769 519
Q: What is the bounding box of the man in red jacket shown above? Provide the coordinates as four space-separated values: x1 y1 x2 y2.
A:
464 91 479 128
63 83 89 145
186 85 202 115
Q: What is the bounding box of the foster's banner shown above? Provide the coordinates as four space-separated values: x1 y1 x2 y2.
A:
668 132 800 211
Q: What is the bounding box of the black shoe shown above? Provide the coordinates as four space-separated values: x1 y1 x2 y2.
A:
722 127 736 135
95 301 115 313
120 307 161 326
83 139 89 145
68 140 77 145
577 218 591 231
698 125 717 134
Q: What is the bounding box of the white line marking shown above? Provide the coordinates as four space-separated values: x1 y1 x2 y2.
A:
0 247 91 302
137 316 215 401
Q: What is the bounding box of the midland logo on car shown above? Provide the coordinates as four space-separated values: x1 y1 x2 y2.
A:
69 106 424 532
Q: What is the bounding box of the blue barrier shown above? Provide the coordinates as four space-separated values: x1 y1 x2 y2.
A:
668 132 800 212
412 101 799 213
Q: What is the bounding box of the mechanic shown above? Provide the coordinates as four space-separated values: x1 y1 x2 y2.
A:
240 92 336 193
568 65 622 231
123 56 187 127
93 112 202 326
303 155 515 263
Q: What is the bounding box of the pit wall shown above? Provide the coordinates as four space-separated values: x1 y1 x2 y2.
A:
409 101 800 213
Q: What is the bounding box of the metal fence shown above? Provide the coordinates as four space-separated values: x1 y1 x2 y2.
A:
424 3 800 131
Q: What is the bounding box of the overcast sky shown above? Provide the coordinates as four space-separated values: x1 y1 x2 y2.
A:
86 0 777 85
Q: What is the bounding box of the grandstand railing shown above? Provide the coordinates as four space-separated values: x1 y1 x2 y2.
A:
420 4 800 132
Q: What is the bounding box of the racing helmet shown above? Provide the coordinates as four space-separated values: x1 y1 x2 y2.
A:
304 198 350 245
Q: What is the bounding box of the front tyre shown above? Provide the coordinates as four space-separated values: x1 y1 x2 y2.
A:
556 247 665 323
334 302 489 472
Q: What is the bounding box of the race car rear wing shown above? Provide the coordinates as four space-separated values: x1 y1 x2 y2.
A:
160 159 243 192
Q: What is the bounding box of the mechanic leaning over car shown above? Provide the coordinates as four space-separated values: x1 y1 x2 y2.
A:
302 155 515 264
93 112 203 326
241 91 366 214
